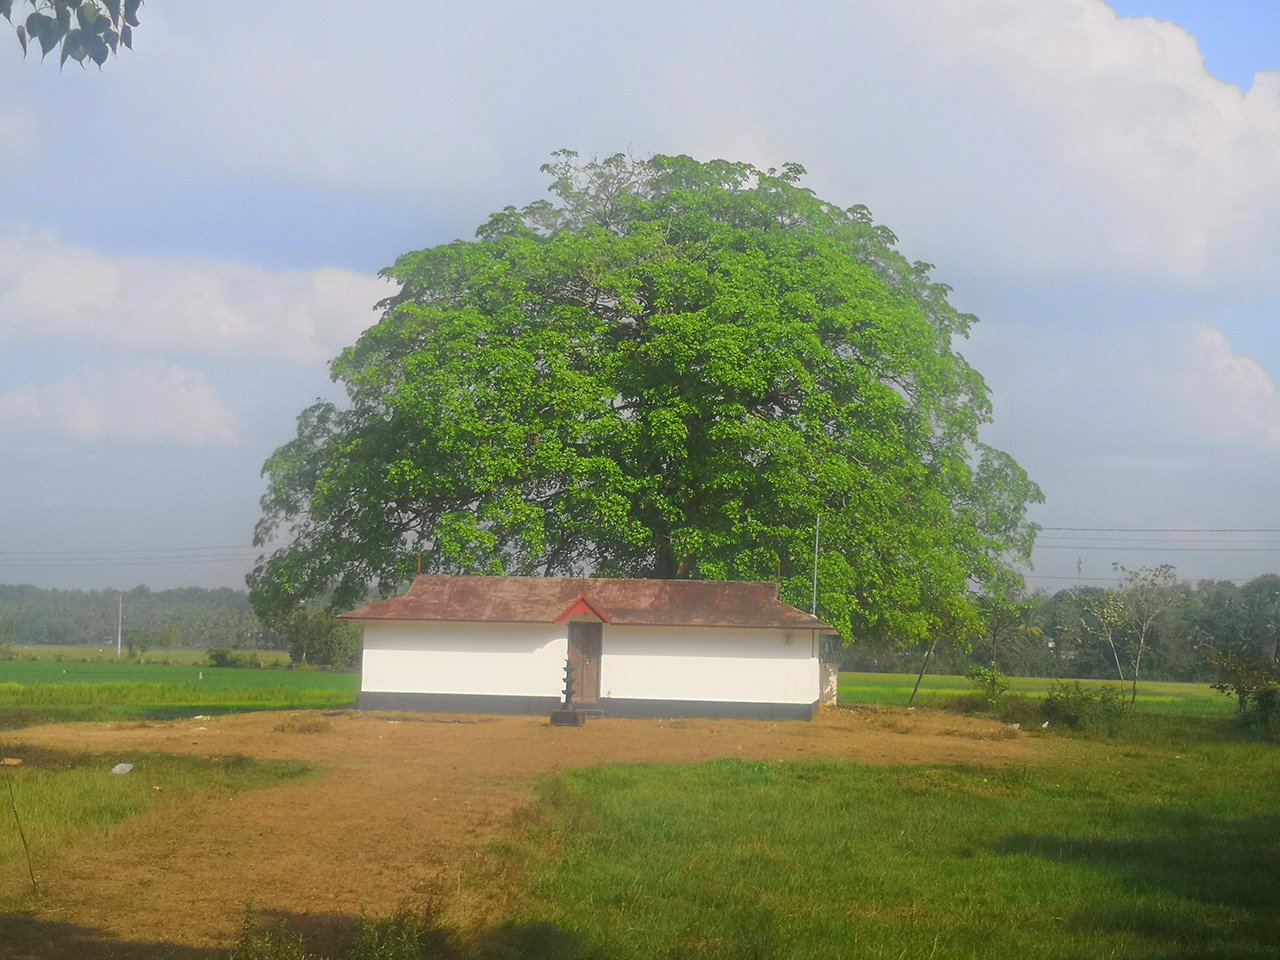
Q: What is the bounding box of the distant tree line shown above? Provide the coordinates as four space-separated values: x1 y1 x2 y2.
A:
843 571 1280 690
0 583 367 668
0 584 282 652
5 570 1278 685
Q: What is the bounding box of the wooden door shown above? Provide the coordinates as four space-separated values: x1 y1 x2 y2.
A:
567 621 602 704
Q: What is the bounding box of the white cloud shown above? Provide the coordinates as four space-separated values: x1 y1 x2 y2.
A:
0 362 235 445
1162 325 1280 447
913 0 1280 280
970 318 1280 534
0 226 388 363
14 1 1271 292
980 320 1280 464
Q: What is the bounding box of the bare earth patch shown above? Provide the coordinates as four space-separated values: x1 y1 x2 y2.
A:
1 706 1049 956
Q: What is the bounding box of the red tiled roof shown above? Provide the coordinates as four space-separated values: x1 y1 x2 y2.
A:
341 575 837 632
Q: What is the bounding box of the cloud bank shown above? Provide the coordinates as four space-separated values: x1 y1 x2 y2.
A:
0 227 388 364
0 362 235 445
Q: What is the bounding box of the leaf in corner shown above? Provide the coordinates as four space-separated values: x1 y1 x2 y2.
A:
87 31 108 65
27 12 56 57
59 27 81 66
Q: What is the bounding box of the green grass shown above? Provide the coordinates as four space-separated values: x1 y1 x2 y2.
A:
475 717 1278 960
839 671 1233 716
7 644 292 666
0 659 359 727
0 745 311 896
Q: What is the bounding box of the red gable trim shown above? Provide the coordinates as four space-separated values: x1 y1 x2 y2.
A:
554 593 613 624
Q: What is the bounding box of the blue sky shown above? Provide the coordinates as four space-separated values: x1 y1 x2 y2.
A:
1 0 1278 595
1109 2 1280 89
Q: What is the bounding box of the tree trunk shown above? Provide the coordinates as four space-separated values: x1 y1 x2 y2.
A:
909 637 941 706
1107 632 1126 686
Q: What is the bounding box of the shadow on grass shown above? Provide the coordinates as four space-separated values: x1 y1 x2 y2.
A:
0 910 602 960
0 914 224 959
996 809 1280 958
236 908 603 960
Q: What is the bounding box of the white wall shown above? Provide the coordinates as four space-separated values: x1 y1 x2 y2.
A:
599 626 820 705
361 620 567 697
361 620 821 706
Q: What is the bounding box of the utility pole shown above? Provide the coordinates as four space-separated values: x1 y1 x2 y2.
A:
811 514 820 616
116 594 122 660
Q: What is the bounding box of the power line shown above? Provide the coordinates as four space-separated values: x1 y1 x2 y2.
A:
1042 526 1280 533
0 545 255 557
1037 545 1280 553
1021 571 1263 586
1038 535 1280 544
1021 573 1130 584
0 556 257 568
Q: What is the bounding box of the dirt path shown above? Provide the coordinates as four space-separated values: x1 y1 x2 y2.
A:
2 706 1049 955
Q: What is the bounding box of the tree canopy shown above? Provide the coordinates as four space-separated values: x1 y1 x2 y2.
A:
249 152 1042 642
4 0 139 67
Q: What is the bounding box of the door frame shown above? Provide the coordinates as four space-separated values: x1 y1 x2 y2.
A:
567 620 603 704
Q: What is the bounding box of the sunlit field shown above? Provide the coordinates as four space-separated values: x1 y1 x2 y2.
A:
839 671 1234 715
0 658 359 726
481 719 1278 960
6 644 291 666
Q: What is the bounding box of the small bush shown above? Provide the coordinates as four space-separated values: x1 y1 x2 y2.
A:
0 643 15 662
1042 681 1128 736
207 648 242 669
348 911 447 960
939 692 996 715
1243 685 1280 740
227 915 316 960
997 694 1044 728
226 905 455 960
965 663 1010 702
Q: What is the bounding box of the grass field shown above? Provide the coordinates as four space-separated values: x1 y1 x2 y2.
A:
0 745 311 907
839 671 1234 715
0 658 360 726
0 668 1272 959
6 644 292 666
473 717 1278 959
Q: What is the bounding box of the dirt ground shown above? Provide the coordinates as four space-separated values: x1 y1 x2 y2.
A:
1 706 1051 958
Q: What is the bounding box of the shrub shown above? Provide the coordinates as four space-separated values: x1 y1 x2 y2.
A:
997 694 1044 728
1208 652 1277 712
225 904 453 960
1243 685 1280 740
938 692 996 715
226 916 316 960
348 911 443 960
0 643 15 661
965 663 1010 702
1042 681 1128 736
207 648 241 668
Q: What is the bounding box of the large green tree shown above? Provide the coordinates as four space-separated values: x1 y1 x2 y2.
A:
249 152 1042 641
